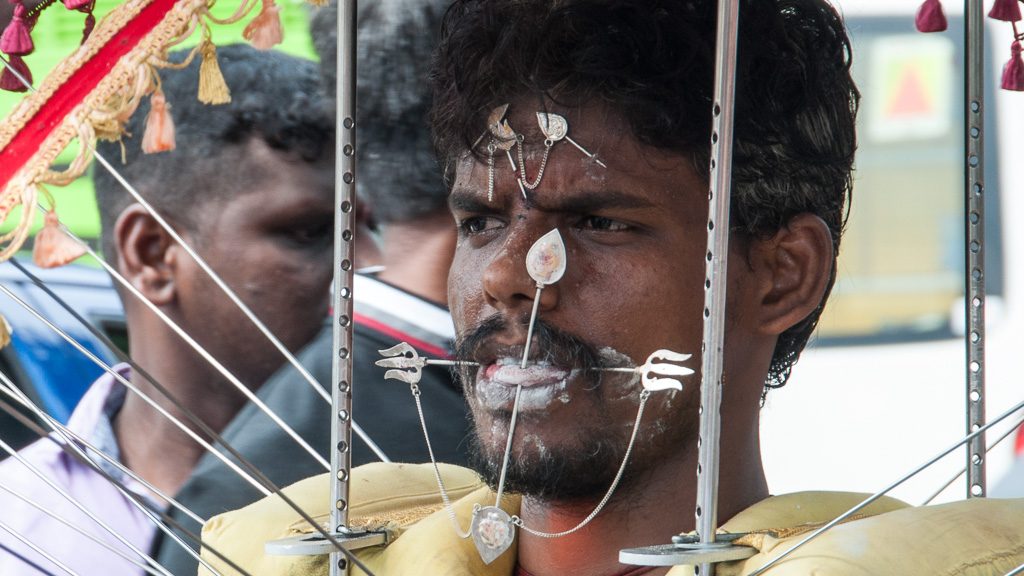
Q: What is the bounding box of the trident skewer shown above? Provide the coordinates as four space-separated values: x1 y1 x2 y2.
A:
375 342 477 385
377 345 693 393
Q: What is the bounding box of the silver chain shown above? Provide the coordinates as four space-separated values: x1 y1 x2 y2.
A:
515 136 553 190
411 385 473 539
412 382 652 541
512 390 650 538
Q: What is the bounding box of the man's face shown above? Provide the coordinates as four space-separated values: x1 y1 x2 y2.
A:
449 104 743 500
175 138 335 390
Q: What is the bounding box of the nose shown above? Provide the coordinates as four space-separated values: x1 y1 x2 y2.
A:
481 229 561 324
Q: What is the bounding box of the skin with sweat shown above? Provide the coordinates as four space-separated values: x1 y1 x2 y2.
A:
448 102 831 576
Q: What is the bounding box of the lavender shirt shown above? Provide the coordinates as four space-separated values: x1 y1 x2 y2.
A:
0 365 160 575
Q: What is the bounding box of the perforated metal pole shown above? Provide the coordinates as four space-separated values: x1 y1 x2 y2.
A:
331 0 357 574
964 0 986 500
694 1 741 574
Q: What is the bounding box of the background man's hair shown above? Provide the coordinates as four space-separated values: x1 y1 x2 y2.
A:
310 0 449 224
430 0 860 391
93 43 332 259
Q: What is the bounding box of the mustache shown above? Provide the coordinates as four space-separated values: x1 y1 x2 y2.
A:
453 314 604 374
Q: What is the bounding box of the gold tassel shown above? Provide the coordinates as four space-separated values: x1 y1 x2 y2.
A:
306 0 328 6
244 0 283 51
0 314 11 350
198 40 231 105
142 88 176 153
33 210 87 269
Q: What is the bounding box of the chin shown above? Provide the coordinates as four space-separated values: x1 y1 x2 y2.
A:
466 422 627 503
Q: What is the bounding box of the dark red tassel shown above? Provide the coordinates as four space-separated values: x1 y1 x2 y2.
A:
988 0 1022 22
81 12 95 43
0 54 32 92
916 0 948 32
1002 41 1024 91
0 2 34 55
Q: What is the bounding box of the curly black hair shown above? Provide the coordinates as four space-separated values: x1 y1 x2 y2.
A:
430 0 859 391
93 43 333 259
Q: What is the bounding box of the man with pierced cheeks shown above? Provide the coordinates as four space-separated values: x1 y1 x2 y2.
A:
201 1 1022 575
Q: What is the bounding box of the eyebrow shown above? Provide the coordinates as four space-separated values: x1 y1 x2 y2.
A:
448 187 656 214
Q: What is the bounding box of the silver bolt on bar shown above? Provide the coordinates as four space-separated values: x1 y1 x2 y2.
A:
964 0 986 500
618 1 753 571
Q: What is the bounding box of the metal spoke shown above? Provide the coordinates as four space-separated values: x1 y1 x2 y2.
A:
747 398 1024 576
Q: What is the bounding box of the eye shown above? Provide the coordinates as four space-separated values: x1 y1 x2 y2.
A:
286 222 332 246
458 216 504 236
578 216 629 232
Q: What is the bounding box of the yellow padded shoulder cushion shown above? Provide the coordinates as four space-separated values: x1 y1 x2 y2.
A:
722 497 1024 576
201 463 1023 576
200 462 487 576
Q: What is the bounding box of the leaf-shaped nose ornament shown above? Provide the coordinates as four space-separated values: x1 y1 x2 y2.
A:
525 228 567 287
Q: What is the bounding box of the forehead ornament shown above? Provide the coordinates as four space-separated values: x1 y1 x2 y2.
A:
516 112 608 193
477 104 525 202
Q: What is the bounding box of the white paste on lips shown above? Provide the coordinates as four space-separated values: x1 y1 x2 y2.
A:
475 357 580 412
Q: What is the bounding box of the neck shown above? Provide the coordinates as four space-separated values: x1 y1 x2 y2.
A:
374 212 455 306
113 323 248 498
515 412 768 576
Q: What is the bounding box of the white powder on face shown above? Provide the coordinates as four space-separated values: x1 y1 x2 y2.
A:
597 346 641 401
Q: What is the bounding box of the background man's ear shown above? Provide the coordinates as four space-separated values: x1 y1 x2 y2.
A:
750 213 834 336
114 204 179 306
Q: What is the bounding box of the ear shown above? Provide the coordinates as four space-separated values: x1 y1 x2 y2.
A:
113 204 179 306
747 213 834 336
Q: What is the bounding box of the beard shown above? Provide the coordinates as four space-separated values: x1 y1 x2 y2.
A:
454 315 637 503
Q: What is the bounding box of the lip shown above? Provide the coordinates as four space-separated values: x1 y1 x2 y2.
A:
473 357 577 412
483 357 571 388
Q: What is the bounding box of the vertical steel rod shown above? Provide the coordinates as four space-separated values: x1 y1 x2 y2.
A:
694 1 741 574
964 0 986 499
331 0 358 574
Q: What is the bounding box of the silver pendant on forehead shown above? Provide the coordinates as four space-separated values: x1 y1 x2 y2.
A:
471 505 516 564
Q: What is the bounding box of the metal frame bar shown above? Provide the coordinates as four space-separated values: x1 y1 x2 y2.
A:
964 0 987 499
330 0 358 574
694 1 742 574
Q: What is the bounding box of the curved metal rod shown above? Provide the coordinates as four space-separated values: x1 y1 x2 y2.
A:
0 518 79 576
0 437 176 576
921 416 1024 506
0 266 377 574
0 378 206 526
747 398 1024 576
0 51 388 465
0 282 274 496
0 483 165 576
0 376 248 576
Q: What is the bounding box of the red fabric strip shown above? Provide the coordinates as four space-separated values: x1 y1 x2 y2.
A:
353 312 451 359
0 0 180 189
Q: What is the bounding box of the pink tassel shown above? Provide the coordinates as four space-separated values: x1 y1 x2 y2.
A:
243 0 283 51
142 88 176 154
0 2 34 55
0 55 32 92
62 0 93 10
988 0 1022 22
1002 41 1024 91
916 0 948 32
33 211 86 269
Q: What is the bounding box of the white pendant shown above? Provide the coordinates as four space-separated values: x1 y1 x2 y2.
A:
471 506 516 565
525 228 567 286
